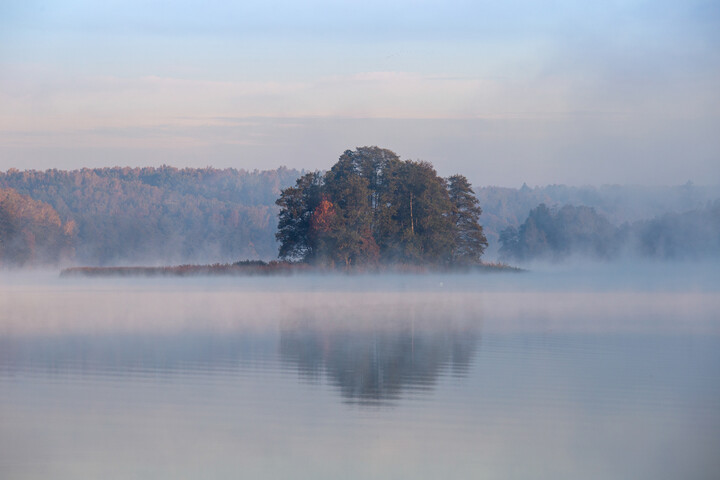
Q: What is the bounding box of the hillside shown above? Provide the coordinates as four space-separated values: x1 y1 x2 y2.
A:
0 166 301 265
0 188 74 266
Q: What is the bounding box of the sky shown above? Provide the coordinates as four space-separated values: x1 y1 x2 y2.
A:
1 0 719 186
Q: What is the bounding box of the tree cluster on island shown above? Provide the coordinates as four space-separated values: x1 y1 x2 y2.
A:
275 147 488 268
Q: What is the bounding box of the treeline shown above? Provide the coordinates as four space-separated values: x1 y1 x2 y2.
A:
1 159 719 267
0 166 301 266
499 201 720 262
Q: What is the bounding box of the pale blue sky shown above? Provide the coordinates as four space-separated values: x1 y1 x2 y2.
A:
1 0 718 185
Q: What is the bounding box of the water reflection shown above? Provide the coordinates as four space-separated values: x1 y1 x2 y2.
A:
0 333 277 377
2 274 720 480
0 323 480 407
280 320 479 405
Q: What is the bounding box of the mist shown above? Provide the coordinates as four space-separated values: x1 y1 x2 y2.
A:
3 264 719 335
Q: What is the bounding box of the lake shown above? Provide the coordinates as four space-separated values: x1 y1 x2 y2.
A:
1 264 719 479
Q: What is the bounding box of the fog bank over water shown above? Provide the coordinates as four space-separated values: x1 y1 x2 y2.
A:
2 261 719 337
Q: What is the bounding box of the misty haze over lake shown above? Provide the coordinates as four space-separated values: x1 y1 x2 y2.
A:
1 264 719 479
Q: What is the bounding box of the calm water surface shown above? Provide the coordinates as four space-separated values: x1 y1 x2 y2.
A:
1 265 719 479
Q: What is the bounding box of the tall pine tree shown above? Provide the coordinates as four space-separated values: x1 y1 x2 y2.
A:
447 174 488 264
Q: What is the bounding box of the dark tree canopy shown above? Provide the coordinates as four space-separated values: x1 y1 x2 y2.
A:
275 147 488 267
500 200 720 262
498 203 618 261
499 203 629 261
448 174 489 264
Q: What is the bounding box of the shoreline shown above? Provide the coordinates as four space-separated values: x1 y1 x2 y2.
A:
59 261 524 278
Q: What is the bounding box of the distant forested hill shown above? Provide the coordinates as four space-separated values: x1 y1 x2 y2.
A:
1 164 719 267
0 166 301 265
498 201 720 262
475 183 720 258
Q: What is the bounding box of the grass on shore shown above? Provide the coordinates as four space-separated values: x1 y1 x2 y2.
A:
60 259 524 278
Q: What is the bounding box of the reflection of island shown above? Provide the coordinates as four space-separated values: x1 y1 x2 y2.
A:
280 319 480 405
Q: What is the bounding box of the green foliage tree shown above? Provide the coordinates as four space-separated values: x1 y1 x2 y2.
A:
391 160 455 264
275 147 487 267
275 172 323 261
322 155 378 267
448 174 488 263
338 147 403 259
499 203 617 261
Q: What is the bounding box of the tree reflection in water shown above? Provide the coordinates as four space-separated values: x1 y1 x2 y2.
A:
280 317 480 406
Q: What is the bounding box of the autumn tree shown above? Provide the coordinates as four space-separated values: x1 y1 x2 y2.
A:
0 166 303 265
0 188 75 266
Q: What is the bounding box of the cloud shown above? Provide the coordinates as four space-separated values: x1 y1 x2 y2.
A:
0 67 667 135
1 65 718 186
0 70 491 132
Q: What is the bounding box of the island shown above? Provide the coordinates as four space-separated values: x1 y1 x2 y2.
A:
60 147 525 277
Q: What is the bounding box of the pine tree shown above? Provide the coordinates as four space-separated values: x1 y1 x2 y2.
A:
275 172 323 261
447 174 488 264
